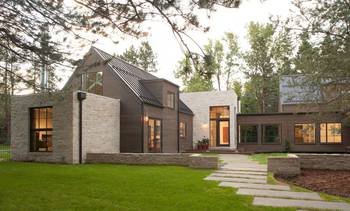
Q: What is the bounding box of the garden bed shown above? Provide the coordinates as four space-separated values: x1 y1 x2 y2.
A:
276 169 350 198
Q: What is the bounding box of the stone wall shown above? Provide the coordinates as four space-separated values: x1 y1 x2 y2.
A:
86 153 218 169
180 91 238 149
297 154 350 170
268 154 301 176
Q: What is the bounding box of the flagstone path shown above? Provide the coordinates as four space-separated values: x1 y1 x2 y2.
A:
204 154 350 211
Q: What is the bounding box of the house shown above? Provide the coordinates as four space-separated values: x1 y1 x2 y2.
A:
10 47 350 164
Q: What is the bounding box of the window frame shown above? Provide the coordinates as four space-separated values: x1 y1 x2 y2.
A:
209 106 230 147
29 106 53 153
147 117 162 153
179 122 186 138
238 124 258 144
261 124 281 145
294 123 316 145
166 91 175 109
86 71 103 95
320 122 342 144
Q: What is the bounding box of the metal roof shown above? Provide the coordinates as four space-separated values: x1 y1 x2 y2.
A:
92 47 193 114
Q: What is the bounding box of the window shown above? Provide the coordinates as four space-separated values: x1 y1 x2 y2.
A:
210 106 230 119
179 122 186 138
86 72 103 95
80 73 86 90
148 118 162 152
30 107 53 152
239 125 258 143
294 124 315 144
166 92 175 109
320 123 342 143
262 124 280 143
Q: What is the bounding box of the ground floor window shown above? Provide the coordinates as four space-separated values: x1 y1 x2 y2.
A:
320 123 342 143
294 123 315 144
148 118 161 152
239 125 258 143
210 106 230 147
262 124 280 144
30 107 53 152
179 122 186 138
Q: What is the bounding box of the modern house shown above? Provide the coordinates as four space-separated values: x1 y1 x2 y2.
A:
10 47 350 164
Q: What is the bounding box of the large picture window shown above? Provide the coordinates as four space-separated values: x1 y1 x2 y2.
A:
262 124 280 144
86 72 103 95
320 123 342 143
166 92 175 109
210 106 230 147
30 107 53 152
148 118 162 152
179 122 186 138
294 123 315 144
239 125 258 143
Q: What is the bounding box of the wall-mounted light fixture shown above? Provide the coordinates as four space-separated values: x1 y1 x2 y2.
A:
144 115 149 122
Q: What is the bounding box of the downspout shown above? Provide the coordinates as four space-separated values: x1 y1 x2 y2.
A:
77 92 86 164
141 102 144 153
177 91 180 153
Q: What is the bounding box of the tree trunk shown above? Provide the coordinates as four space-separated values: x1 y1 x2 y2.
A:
217 72 221 91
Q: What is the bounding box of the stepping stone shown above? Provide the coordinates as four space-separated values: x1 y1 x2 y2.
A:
216 170 267 176
210 173 266 180
237 188 322 200
220 167 267 172
219 182 290 191
253 197 350 211
205 176 266 184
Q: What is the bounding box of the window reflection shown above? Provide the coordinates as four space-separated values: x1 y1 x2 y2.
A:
295 124 315 144
320 123 342 143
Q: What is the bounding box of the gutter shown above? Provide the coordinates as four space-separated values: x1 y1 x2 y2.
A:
77 92 87 164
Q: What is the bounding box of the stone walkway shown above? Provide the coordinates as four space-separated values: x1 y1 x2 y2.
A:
204 154 350 211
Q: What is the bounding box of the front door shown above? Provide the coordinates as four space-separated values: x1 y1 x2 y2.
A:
217 120 229 146
148 118 162 153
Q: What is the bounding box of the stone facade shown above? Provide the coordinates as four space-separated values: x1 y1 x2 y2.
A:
297 153 350 170
11 91 120 163
180 90 238 149
86 153 218 169
268 154 301 176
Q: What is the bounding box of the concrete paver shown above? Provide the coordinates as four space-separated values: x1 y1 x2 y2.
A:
237 188 322 200
219 182 290 191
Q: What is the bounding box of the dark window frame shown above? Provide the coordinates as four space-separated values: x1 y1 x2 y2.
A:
166 91 175 109
209 106 230 147
294 123 316 145
29 106 53 152
238 124 258 144
147 117 162 153
86 71 103 95
261 124 281 145
320 122 342 144
179 122 186 138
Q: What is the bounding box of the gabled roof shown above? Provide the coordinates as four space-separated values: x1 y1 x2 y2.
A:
92 47 193 115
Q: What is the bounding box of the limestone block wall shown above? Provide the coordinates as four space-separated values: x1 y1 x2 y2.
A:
268 154 301 176
297 154 350 170
180 91 238 149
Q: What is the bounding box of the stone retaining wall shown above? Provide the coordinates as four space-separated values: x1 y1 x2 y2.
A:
86 153 218 169
268 154 301 176
297 154 350 170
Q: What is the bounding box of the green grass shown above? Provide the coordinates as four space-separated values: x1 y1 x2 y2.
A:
0 162 295 211
249 153 288 164
0 144 11 159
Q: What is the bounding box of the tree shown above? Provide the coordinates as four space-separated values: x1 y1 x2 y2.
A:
119 41 158 72
204 40 224 90
224 33 241 90
241 80 259 114
287 0 350 116
242 21 294 113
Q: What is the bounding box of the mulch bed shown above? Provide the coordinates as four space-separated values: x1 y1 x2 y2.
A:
276 169 350 198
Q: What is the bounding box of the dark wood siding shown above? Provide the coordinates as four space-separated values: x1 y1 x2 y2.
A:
237 113 350 153
179 113 193 152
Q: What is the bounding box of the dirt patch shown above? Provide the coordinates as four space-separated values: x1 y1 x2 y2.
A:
276 169 350 198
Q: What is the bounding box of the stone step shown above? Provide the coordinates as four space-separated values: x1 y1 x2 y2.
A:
220 167 267 172
237 188 322 200
205 176 266 184
253 197 350 211
219 182 291 191
216 170 267 176
211 173 266 180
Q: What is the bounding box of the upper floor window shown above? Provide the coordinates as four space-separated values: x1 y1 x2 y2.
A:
86 72 103 95
166 92 175 109
30 107 53 152
262 124 280 144
295 123 315 144
239 125 258 143
320 123 342 143
179 122 186 138
210 106 230 119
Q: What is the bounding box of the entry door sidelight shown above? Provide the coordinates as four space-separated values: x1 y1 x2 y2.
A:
218 120 229 146
148 118 162 153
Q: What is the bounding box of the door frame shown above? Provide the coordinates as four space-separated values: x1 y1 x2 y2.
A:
147 117 162 153
216 119 230 146
209 106 230 147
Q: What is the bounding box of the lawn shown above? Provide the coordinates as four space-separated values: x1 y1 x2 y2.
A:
249 153 288 164
0 144 11 159
0 162 294 211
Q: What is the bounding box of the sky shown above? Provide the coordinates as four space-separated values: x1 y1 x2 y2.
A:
60 0 294 89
